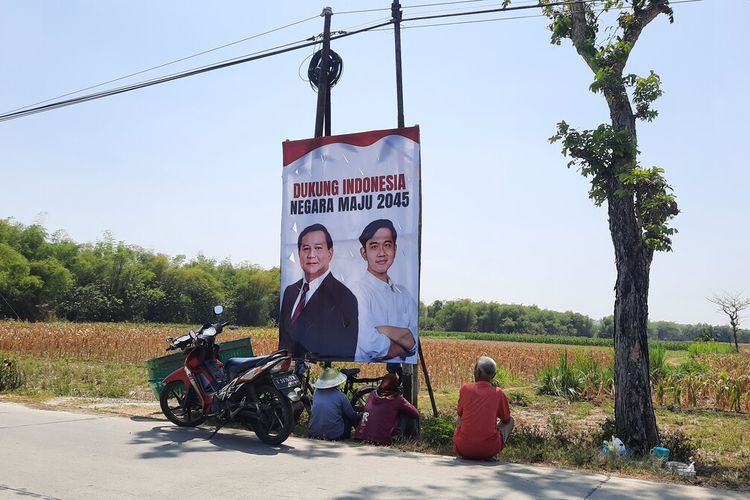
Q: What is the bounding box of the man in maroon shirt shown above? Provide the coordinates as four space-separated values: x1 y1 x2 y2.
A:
453 356 515 460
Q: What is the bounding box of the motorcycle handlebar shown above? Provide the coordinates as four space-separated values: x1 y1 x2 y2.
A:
163 320 234 351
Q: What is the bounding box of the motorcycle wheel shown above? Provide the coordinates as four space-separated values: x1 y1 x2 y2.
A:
252 383 293 446
160 380 207 427
351 387 375 413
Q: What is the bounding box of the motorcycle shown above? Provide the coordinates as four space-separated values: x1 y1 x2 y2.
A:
159 305 302 445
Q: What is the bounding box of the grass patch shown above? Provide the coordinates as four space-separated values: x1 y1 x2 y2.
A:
655 405 750 488
0 356 24 391
422 330 691 351
688 342 735 357
0 350 148 398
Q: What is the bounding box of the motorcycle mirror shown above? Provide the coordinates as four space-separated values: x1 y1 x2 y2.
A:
213 305 224 315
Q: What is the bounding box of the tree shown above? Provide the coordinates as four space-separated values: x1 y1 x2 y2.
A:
0 243 42 319
541 0 679 453
708 293 750 352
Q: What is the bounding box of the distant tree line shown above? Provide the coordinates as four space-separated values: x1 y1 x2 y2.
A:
0 219 279 325
2 219 747 343
420 300 748 344
419 299 596 337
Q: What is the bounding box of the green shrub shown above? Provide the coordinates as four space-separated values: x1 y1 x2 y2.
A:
674 359 710 376
658 428 697 462
649 345 668 382
507 425 549 462
595 417 618 445
536 351 582 400
422 331 692 351
505 416 597 465
492 367 510 387
507 391 531 407
0 357 24 391
421 413 456 448
688 342 734 357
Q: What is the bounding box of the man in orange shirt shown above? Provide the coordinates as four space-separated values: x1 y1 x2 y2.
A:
453 356 515 460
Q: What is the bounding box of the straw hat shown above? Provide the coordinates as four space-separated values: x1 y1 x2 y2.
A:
313 368 347 389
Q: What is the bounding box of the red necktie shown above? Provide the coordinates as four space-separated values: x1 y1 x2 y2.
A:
290 282 309 326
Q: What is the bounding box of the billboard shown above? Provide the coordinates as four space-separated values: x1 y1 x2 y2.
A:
279 126 421 364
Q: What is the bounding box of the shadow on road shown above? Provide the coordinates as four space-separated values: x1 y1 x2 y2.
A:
130 425 344 460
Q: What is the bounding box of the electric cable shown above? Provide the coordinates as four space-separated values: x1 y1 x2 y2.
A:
0 19 393 123
337 0 499 14
0 291 21 320
4 14 320 114
1 0 703 123
402 12 542 28
395 0 701 29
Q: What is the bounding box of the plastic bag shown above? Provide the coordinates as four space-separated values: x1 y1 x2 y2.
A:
597 436 628 459
611 436 628 456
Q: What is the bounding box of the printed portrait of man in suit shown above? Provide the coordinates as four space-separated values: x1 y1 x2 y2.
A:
278 223 358 360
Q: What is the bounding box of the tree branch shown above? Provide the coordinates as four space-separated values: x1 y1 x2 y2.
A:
568 3 597 72
619 1 673 73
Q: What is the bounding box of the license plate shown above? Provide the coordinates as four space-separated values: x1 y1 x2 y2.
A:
272 373 300 390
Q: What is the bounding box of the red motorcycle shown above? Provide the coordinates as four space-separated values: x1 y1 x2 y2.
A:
159 305 302 445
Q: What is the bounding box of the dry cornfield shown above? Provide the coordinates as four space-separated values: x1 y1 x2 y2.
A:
0 321 278 363
0 321 611 390
3 321 748 411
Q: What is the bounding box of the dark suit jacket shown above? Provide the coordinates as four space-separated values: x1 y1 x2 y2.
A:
279 273 358 361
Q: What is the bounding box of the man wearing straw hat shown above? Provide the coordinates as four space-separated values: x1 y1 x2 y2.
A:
308 367 359 440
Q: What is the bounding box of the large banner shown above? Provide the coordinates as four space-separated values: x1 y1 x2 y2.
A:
279 126 421 364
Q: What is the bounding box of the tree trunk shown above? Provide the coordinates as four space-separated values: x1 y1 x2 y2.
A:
608 192 659 453
606 94 659 454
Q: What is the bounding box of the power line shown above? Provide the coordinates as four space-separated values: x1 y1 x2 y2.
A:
397 0 701 29
0 0 702 123
403 0 526 9
403 12 543 28
402 0 582 23
4 14 320 114
0 19 393 123
402 0 702 23
337 0 498 15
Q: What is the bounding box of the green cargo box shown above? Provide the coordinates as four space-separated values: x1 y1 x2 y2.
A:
146 337 253 398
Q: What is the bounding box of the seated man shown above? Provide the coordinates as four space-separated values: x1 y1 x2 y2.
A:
453 356 515 460
308 368 358 440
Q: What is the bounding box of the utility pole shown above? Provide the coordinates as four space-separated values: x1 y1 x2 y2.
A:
314 7 333 138
392 0 405 128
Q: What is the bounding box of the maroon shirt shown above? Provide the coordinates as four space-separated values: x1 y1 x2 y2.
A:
354 391 419 443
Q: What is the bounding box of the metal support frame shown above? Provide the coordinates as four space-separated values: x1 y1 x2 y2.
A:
314 7 333 138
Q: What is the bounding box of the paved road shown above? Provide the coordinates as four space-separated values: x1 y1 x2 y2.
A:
0 402 740 499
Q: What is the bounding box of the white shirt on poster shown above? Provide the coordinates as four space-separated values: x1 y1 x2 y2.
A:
352 271 418 363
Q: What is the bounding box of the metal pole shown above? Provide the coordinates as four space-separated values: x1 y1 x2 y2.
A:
419 343 438 417
392 0 405 128
391 0 414 407
314 7 333 138
325 85 332 136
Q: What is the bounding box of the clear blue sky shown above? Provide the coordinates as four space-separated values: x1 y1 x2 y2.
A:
1 1 747 325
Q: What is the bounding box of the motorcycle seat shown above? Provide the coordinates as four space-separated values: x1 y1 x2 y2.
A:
340 368 360 377
224 356 269 377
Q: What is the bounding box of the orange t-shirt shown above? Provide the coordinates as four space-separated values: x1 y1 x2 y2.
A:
453 381 511 459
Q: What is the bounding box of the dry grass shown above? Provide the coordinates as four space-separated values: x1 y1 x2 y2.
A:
0 320 278 363
1 321 612 391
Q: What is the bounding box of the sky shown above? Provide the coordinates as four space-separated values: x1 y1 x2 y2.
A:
1 0 748 326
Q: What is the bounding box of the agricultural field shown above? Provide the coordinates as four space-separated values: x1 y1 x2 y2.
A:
1 320 749 490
